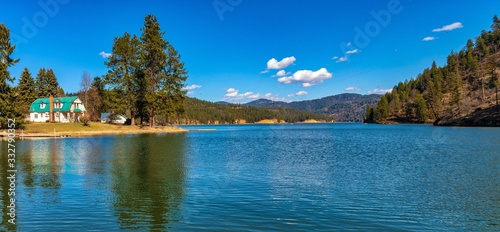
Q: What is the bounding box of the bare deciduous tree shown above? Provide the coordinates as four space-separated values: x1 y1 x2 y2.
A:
81 71 92 111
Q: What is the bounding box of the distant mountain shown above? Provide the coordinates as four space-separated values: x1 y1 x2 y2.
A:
245 99 288 108
215 101 231 105
184 97 333 124
245 93 382 122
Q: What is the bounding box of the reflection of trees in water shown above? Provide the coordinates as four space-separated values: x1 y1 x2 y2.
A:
20 139 62 203
111 134 186 231
1 139 64 230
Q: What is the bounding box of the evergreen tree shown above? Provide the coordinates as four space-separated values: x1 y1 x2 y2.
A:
364 104 374 122
45 69 60 97
492 14 500 32
475 36 489 59
140 14 187 127
35 68 47 97
374 95 389 121
162 43 188 122
141 15 168 127
105 32 142 125
389 90 401 115
16 67 37 115
0 23 23 128
414 93 427 123
35 68 60 97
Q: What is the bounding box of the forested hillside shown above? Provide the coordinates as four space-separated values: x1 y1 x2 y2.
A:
366 15 500 126
183 97 333 124
246 94 381 122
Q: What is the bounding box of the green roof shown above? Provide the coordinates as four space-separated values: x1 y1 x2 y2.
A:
29 96 82 113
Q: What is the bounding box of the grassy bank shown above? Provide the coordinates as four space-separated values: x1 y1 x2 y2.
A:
1 122 187 138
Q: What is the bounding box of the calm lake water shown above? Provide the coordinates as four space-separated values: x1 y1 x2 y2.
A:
1 124 499 231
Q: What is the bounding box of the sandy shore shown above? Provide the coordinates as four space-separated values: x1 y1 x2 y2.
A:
1 123 187 139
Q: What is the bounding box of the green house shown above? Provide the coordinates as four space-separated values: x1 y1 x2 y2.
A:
28 96 86 122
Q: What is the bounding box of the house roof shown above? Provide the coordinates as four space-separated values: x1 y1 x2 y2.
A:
29 96 81 113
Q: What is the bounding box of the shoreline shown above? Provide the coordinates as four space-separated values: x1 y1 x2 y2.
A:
1 123 188 139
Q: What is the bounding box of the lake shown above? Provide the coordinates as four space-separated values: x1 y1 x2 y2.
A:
1 123 499 231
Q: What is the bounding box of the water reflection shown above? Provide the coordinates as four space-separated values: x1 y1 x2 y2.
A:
111 134 186 231
1 133 186 231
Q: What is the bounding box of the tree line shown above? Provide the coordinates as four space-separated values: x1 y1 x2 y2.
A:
0 15 188 128
366 15 500 124
183 97 333 124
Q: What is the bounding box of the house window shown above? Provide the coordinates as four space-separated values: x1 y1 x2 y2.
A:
55 102 61 108
74 103 81 109
40 103 46 109
45 113 49 118
34 113 38 119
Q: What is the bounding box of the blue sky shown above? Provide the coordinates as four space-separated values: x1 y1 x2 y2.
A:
2 0 499 103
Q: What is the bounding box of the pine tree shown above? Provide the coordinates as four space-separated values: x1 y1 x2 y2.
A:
493 14 500 31
414 93 427 123
35 68 60 97
140 14 187 127
141 15 168 127
16 67 37 115
389 90 401 115
374 95 389 121
45 69 60 97
162 43 188 122
35 68 47 97
364 104 374 122
105 32 142 125
0 23 23 128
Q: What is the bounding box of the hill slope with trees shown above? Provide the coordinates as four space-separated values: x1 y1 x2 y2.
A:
183 97 333 124
366 15 500 127
246 93 381 122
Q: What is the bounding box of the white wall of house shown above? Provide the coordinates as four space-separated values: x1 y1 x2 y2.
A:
29 112 50 122
70 98 86 112
27 97 86 123
54 112 70 123
29 112 76 123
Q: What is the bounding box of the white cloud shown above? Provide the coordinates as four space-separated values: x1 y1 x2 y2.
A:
266 56 296 70
336 56 348 63
422 36 437 41
242 92 261 99
264 93 287 102
345 49 360 54
345 87 360 92
99 51 111 58
277 68 332 87
225 88 239 97
432 22 463 32
223 88 264 101
273 70 288 77
288 91 308 97
332 56 339 60
296 91 308 96
183 84 202 91
368 88 393 94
